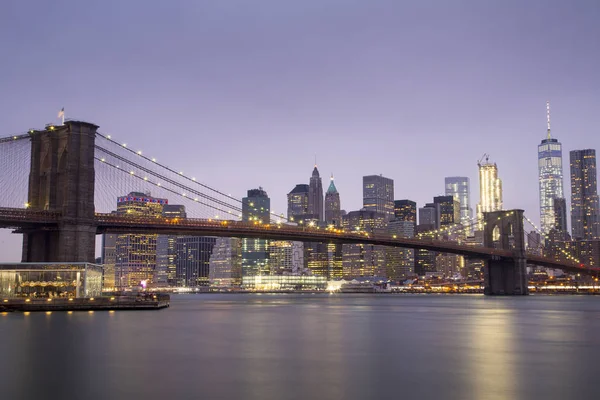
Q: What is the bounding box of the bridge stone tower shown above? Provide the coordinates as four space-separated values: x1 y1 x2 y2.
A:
483 209 528 295
22 121 98 263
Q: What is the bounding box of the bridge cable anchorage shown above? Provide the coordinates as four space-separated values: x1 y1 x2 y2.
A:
94 132 289 222
95 145 243 215
95 157 240 218
523 214 581 265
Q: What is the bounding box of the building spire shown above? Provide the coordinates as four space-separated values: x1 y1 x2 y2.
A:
547 100 551 140
326 173 338 194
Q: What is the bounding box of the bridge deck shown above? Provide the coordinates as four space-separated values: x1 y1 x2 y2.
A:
0 207 598 276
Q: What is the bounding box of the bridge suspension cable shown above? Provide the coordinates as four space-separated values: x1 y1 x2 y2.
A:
523 214 581 264
95 156 241 218
95 132 289 222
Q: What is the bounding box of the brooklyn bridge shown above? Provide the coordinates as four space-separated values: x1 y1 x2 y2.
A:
0 120 597 295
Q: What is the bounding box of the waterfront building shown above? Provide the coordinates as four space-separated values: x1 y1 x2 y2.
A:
287 184 309 221
325 175 341 226
209 238 242 288
342 209 388 278
114 192 167 288
241 275 327 291
445 177 472 234
570 149 600 240
363 175 394 220
538 102 565 236
242 188 271 277
308 165 324 221
0 263 103 298
476 156 503 229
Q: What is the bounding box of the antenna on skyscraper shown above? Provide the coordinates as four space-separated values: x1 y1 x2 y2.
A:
547 100 551 140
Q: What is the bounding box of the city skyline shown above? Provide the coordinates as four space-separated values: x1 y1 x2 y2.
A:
1 2 600 261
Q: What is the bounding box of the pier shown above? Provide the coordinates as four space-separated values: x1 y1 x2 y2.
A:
0 294 170 312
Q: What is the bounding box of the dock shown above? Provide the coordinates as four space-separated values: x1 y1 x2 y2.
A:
0 294 170 312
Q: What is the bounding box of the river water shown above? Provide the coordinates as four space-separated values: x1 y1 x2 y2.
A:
1 294 599 400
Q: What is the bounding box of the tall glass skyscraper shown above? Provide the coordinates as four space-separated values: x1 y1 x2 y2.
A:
444 177 472 233
538 102 564 236
242 188 271 276
570 149 600 240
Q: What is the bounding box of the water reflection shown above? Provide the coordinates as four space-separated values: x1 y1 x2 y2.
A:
1 294 600 400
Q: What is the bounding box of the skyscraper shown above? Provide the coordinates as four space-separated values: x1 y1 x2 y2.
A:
342 209 388 278
157 204 187 286
101 233 117 289
538 102 565 235
553 197 568 234
287 184 309 221
476 156 502 228
308 165 324 221
363 175 394 220
445 177 472 233
387 219 415 280
175 236 216 287
394 199 417 229
113 192 167 288
209 237 242 288
419 203 439 229
433 195 460 227
325 175 341 226
570 149 600 240
242 188 271 276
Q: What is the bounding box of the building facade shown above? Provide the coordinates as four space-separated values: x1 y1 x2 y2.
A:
175 236 216 287
570 149 600 240
387 219 415 280
325 175 341 226
157 204 187 287
113 192 167 288
287 184 309 221
445 177 472 233
342 210 388 278
394 199 417 234
308 166 324 221
242 188 271 277
363 175 394 220
209 237 242 288
433 195 460 228
476 157 503 229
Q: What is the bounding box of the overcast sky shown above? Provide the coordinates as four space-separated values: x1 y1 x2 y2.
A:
1 0 599 261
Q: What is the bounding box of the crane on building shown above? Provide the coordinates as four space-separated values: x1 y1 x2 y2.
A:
477 153 490 167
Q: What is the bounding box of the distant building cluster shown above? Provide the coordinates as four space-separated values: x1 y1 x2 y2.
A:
101 102 600 289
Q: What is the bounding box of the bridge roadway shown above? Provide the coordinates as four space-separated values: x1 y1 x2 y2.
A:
1 207 599 276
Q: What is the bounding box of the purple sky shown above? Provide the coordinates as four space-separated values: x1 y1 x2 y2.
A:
1 0 600 261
